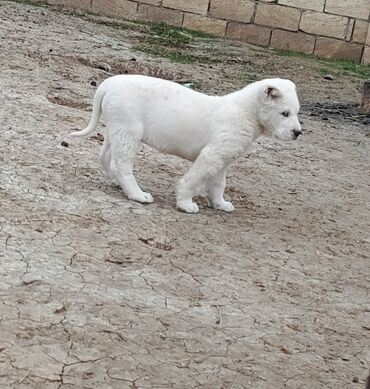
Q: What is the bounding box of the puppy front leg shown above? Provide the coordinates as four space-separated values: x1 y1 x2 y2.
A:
176 146 232 214
205 167 234 212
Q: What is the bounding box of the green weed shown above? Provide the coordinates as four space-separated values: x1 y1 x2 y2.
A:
133 45 200 64
273 48 370 78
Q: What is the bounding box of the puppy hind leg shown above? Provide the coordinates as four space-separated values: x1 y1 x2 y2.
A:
99 139 113 180
109 128 153 204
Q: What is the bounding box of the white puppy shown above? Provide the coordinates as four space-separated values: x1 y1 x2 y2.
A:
71 75 301 213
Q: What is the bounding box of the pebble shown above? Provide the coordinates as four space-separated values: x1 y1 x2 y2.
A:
61 141 69 147
96 62 111 72
323 74 334 81
90 80 97 87
22 273 42 285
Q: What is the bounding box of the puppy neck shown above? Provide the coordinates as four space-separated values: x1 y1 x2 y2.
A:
226 85 266 140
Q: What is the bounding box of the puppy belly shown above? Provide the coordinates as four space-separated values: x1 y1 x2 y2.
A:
141 122 208 161
142 134 203 161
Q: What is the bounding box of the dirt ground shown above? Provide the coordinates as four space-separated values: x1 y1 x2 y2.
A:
0 1 369 388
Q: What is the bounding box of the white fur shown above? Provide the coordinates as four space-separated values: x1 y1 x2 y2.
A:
71 75 301 213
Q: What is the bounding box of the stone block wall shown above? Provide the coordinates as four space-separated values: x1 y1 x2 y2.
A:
44 0 370 64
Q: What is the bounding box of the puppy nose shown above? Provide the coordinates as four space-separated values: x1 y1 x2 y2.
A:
293 129 302 138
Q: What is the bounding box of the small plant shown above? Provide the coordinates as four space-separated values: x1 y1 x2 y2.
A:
144 24 192 47
272 48 313 60
319 67 330 76
147 22 214 46
134 22 215 64
326 59 370 78
133 45 205 64
272 48 370 78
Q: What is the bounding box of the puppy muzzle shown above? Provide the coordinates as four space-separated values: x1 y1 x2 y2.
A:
293 129 302 139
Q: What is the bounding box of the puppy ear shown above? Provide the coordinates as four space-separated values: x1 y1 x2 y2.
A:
265 86 281 100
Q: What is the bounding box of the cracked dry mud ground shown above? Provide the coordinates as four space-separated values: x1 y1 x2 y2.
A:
0 2 369 388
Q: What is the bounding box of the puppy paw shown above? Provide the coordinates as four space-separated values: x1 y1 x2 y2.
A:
177 201 199 214
214 201 234 213
129 192 154 204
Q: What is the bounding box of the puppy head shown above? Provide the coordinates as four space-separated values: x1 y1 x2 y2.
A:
257 79 301 141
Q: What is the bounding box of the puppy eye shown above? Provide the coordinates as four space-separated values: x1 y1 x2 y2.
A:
282 111 290 117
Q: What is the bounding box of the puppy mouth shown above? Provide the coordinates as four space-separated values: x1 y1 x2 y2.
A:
273 132 299 141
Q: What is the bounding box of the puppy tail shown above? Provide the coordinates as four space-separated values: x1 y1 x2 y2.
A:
70 86 104 137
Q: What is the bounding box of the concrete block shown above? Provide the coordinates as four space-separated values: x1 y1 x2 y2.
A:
226 22 271 46
278 0 324 12
300 11 348 40
270 29 315 54
162 0 209 15
362 47 370 65
209 0 255 23
314 37 364 62
92 0 138 19
352 20 368 44
183 14 226 37
138 0 161 5
255 3 301 31
325 0 370 21
137 4 183 25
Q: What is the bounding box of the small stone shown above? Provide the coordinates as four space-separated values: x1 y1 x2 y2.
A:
90 133 104 142
96 62 111 72
22 273 41 285
90 80 97 87
352 377 359 383
280 346 291 354
61 141 69 147
323 74 334 81
182 83 194 89
54 304 67 314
